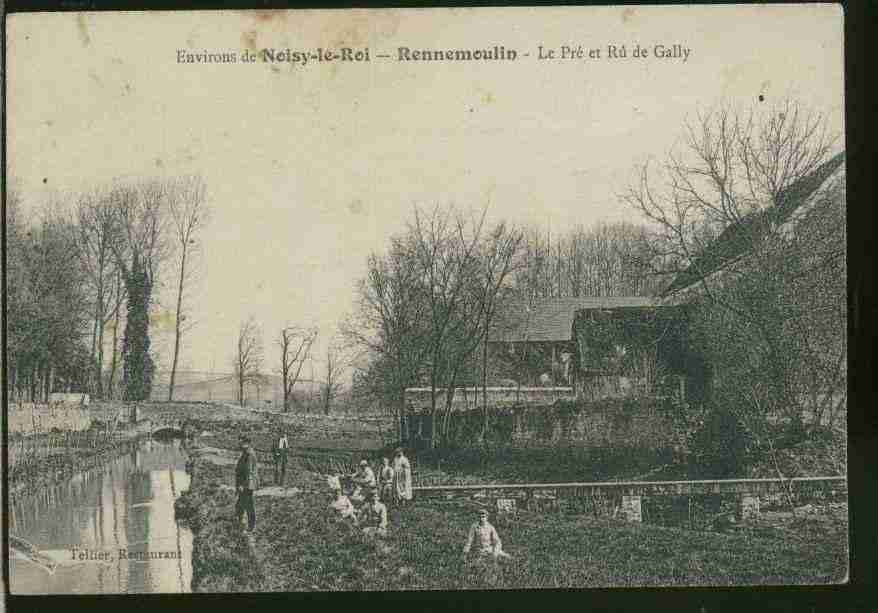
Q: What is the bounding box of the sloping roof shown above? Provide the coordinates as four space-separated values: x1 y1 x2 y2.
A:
488 297 663 343
663 151 846 296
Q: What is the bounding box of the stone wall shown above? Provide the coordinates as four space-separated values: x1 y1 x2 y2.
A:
7 402 92 435
404 386 575 412
403 397 675 451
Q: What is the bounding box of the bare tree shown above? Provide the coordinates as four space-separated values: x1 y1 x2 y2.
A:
623 98 837 289
342 235 431 416
278 325 318 412
76 191 121 398
475 222 524 437
105 267 126 399
321 340 349 415
108 179 171 402
167 176 210 401
346 205 524 445
409 204 486 430
234 317 264 407
513 222 656 300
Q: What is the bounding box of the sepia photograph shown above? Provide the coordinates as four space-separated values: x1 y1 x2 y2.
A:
4 5 847 594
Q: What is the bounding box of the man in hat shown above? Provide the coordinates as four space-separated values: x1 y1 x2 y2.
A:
392 448 413 507
235 435 259 532
273 430 290 486
350 459 377 503
360 488 389 537
463 508 511 559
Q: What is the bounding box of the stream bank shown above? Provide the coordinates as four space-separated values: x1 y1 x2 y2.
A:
8 420 156 502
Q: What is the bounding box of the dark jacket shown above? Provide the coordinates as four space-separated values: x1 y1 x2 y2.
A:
236 447 259 490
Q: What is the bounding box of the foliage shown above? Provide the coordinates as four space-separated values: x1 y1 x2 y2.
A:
624 98 845 476
5 192 92 400
121 257 154 401
7 176 208 402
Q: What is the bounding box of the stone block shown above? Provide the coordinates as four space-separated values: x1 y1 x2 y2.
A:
621 495 642 522
496 498 517 515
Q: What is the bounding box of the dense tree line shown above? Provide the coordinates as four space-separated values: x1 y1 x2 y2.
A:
6 176 209 403
345 204 657 444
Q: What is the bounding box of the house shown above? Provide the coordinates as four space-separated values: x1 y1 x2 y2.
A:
657 151 846 418
486 296 695 402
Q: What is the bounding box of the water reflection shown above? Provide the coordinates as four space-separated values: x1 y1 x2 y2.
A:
9 438 193 594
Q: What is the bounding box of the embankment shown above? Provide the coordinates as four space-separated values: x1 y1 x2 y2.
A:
174 439 266 592
7 420 154 501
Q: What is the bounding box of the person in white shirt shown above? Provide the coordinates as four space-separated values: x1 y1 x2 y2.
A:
350 459 376 502
328 487 358 526
463 509 511 560
273 431 290 485
392 448 413 507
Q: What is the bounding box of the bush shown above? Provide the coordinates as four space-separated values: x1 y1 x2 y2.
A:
687 406 751 479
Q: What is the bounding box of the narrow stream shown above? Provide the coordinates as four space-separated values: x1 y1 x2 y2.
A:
8 438 193 595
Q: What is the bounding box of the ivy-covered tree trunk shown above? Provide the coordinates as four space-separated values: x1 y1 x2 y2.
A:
121 258 154 401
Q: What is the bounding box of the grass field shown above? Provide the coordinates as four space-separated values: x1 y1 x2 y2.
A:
176 437 848 592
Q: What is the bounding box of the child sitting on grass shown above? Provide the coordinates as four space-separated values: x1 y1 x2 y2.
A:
359 488 389 537
328 486 358 526
463 509 512 560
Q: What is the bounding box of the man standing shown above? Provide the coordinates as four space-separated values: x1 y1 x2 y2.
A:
235 435 259 532
378 457 394 503
392 447 413 508
274 431 290 486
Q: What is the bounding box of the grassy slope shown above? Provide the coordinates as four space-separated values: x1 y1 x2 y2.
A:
177 446 848 592
253 498 847 590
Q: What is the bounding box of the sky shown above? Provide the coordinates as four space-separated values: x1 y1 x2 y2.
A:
6 5 845 377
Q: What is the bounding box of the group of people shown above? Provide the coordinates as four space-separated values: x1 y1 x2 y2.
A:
326 447 413 537
235 433 511 564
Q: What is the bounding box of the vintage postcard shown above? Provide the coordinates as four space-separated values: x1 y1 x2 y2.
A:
4 5 847 595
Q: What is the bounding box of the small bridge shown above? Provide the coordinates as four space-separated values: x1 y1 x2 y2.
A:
141 410 189 438
413 475 847 521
